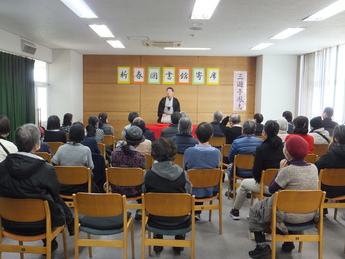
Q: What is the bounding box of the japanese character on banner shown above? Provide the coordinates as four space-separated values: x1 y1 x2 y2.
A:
233 71 247 111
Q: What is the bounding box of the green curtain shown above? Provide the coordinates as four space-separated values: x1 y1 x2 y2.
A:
0 52 35 142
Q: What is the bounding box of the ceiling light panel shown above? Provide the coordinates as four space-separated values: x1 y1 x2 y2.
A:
107 40 125 48
60 0 97 18
270 28 305 40
303 0 345 21
250 43 273 50
164 47 211 50
191 0 220 19
89 25 114 37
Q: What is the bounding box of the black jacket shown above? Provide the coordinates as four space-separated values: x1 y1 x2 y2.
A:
220 116 242 144
210 121 225 137
322 118 338 137
157 97 180 122
160 124 179 138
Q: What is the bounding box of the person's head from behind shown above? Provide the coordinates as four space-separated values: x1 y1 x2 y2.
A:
88 115 99 127
132 119 147 134
196 122 214 143
38 126 45 140
323 107 334 119
333 125 345 145
178 116 192 135
128 112 139 123
0 115 11 136
293 116 309 135
282 111 293 122
98 112 108 125
213 111 223 123
15 124 40 152
47 115 61 130
171 112 182 125
69 123 85 144
62 113 73 126
242 119 256 134
85 124 96 138
151 137 177 162
310 116 323 130
229 113 241 125
276 117 288 132
263 120 279 137
166 87 174 99
254 113 263 124
124 126 145 146
284 135 308 161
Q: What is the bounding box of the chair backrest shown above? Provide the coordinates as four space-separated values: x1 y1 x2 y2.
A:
143 193 194 217
103 135 115 150
222 144 231 158
144 153 153 169
261 169 279 186
187 169 222 188
106 167 145 193
35 152 52 163
97 142 106 159
305 154 318 163
73 193 125 217
234 154 255 170
273 190 325 214
313 144 329 157
173 153 184 168
45 142 64 155
54 166 92 192
319 168 345 188
209 136 225 147
256 136 265 140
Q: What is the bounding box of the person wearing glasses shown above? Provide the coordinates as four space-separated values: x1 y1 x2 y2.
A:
157 87 180 123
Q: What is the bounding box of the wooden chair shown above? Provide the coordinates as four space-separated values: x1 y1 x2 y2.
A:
187 168 223 234
45 142 64 155
173 153 184 168
105 167 145 209
271 190 325 259
103 135 115 150
0 197 68 259
305 154 318 163
250 169 279 206
209 136 225 147
256 135 265 140
34 152 52 163
141 193 195 259
54 166 92 207
319 168 345 220
73 193 134 259
313 144 329 157
229 154 255 200
144 153 154 169
221 144 231 170
97 142 109 167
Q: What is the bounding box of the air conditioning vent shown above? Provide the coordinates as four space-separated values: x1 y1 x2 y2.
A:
142 40 183 48
21 39 36 55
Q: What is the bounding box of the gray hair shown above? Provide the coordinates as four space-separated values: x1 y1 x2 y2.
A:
213 111 223 122
178 116 193 135
276 117 288 131
15 123 40 152
242 119 256 134
230 113 241 124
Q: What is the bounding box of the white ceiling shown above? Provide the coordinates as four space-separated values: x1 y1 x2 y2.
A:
1 0 345 57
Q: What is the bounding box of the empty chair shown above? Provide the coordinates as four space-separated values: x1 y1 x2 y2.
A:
313 144 329 157
144 153 154 169
209 136 225 147
250 169 278 205
103 135 115 151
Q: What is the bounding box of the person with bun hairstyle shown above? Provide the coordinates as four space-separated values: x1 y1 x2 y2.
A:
98 112 114 136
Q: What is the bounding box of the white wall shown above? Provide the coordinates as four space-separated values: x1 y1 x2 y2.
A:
255 55 298 122
48 50 83 122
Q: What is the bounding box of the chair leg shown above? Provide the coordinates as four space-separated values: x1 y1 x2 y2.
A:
219 202 222 235
87 233 92 257
298 242 303 252
271 234 276 259
334 208 338 220
148 231 152 256
19 241 24 259
227 180 231 199
62 227 68 259
209 200 213 221
131 222 135 259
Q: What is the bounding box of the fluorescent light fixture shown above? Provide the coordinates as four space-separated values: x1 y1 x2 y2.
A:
250 43 273 50
191 0 220 19
107 40 125 48
270 28 305 40
164 47 211 50
89 25 114 38
303 0 345 21
60 0 97 18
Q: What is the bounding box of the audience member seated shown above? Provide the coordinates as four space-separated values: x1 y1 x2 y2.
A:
285 116 314 154
322 107 338 137
0 123 74 250
88 115 104 143
315 124 345 198
210 110 225 137
248 135 318 258
276 117 289 142
184 122 221 220
44 115 67 143
98 112 114 136
229 120 284 220
60 113 73 134
0 115 18 162
227 120 263 194
121 111 139 139
309 116 330 145
142 137 192 253
253 113 264 136
160 111 182 138
282 110 294 134
133 117 156 142
52 123 95 195
111 125 145 219
36 126 51 153
132 119 152 154
82 124 101 154
220 112 242 144
171 116 198 154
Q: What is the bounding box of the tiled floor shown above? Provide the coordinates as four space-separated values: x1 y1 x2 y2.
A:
2 181 345 258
